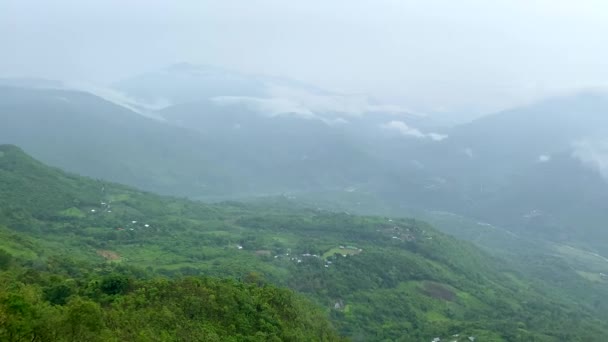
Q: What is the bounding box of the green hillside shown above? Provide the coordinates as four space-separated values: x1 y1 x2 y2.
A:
0 145 342 341
3 85 608 260
0 86 377 199
0 266 342 342
1 144 607 341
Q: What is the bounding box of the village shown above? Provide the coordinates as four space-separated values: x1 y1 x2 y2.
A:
432 335 476 342
378 219 421 242
86 198 156 233
235 244 364 269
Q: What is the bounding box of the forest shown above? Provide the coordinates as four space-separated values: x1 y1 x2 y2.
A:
1 144 608 341
0 254 342 341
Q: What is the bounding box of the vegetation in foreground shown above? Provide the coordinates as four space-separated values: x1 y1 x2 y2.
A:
0 255 341 342
1 144 607 341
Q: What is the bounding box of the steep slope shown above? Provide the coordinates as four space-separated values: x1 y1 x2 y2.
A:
471 152 608 253
1 144 607 341
0 86 228 196
447 92 608 161
0 86 380 198
116 63 442 142
374 92 608 254
157 99 384 193
451 93 608 252
115 63 448 200
426 92 608 197
4 78 608 259
0 69 446 203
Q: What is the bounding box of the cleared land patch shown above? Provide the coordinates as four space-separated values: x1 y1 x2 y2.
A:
323 246 362 259
97 249 121 261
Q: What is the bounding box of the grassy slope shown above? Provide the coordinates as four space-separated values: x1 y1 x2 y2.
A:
284 190 608 309
1 144 606 341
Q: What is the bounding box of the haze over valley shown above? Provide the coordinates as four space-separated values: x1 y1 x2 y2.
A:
1 1 608 341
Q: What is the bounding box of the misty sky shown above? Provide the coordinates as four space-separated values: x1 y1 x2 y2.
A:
1 0 607 121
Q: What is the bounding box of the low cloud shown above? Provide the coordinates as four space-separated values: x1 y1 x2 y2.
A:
538 154 551 163
572 139 608 180
428 132 449 141
210 81 417 126
381 120 448 141
266 84 416 117
211 95 349 126
463 148 474 159
212 96 316 118
69 82 171 119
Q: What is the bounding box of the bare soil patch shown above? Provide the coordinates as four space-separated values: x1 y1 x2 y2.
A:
97 249 121 261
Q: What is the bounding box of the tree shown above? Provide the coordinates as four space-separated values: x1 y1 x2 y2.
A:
64 298 104 341
0 249 12 270
99 274 130 295
43 283 73 305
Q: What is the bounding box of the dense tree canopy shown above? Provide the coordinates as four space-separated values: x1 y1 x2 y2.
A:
0 257 343 342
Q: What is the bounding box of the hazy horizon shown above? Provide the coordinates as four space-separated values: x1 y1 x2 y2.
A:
3 3 608 340
2 0 607 123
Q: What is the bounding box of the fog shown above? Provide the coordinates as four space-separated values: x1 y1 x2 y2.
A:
1 0 608 121
3 3 608 339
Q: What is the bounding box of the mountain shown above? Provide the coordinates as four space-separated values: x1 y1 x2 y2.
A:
111 63 451 199
2 144 607 341
4 67 608 295
447 92 608 158
0 144 343 341
0 85 235 195
452 93 608 254
114 63 439 131
424 92 608 196
156 99 385 194
0 85 383 198
400 92 608 254
0 66 449 203
4 69 608 258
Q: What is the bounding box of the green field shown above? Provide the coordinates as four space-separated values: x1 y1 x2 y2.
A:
322 246 362 259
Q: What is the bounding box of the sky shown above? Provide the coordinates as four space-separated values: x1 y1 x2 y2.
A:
1 0 607 122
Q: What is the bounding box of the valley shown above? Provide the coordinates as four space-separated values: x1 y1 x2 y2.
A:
2 145 607 341
3 2 608 340
2 72 608 340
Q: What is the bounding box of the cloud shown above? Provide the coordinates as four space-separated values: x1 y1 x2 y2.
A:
67 82 171 119
381 120 448 141
428 133 449 142
463 148 474 159
3 0 608 117
212 96 315 118
211 95 350 126
209 80 415 125
572 139 608 180
266 84 417 117
538 154 551 163
381 121 425 138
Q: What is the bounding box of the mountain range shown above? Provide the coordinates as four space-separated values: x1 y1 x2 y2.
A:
2 65 607 257
2 63 608 339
